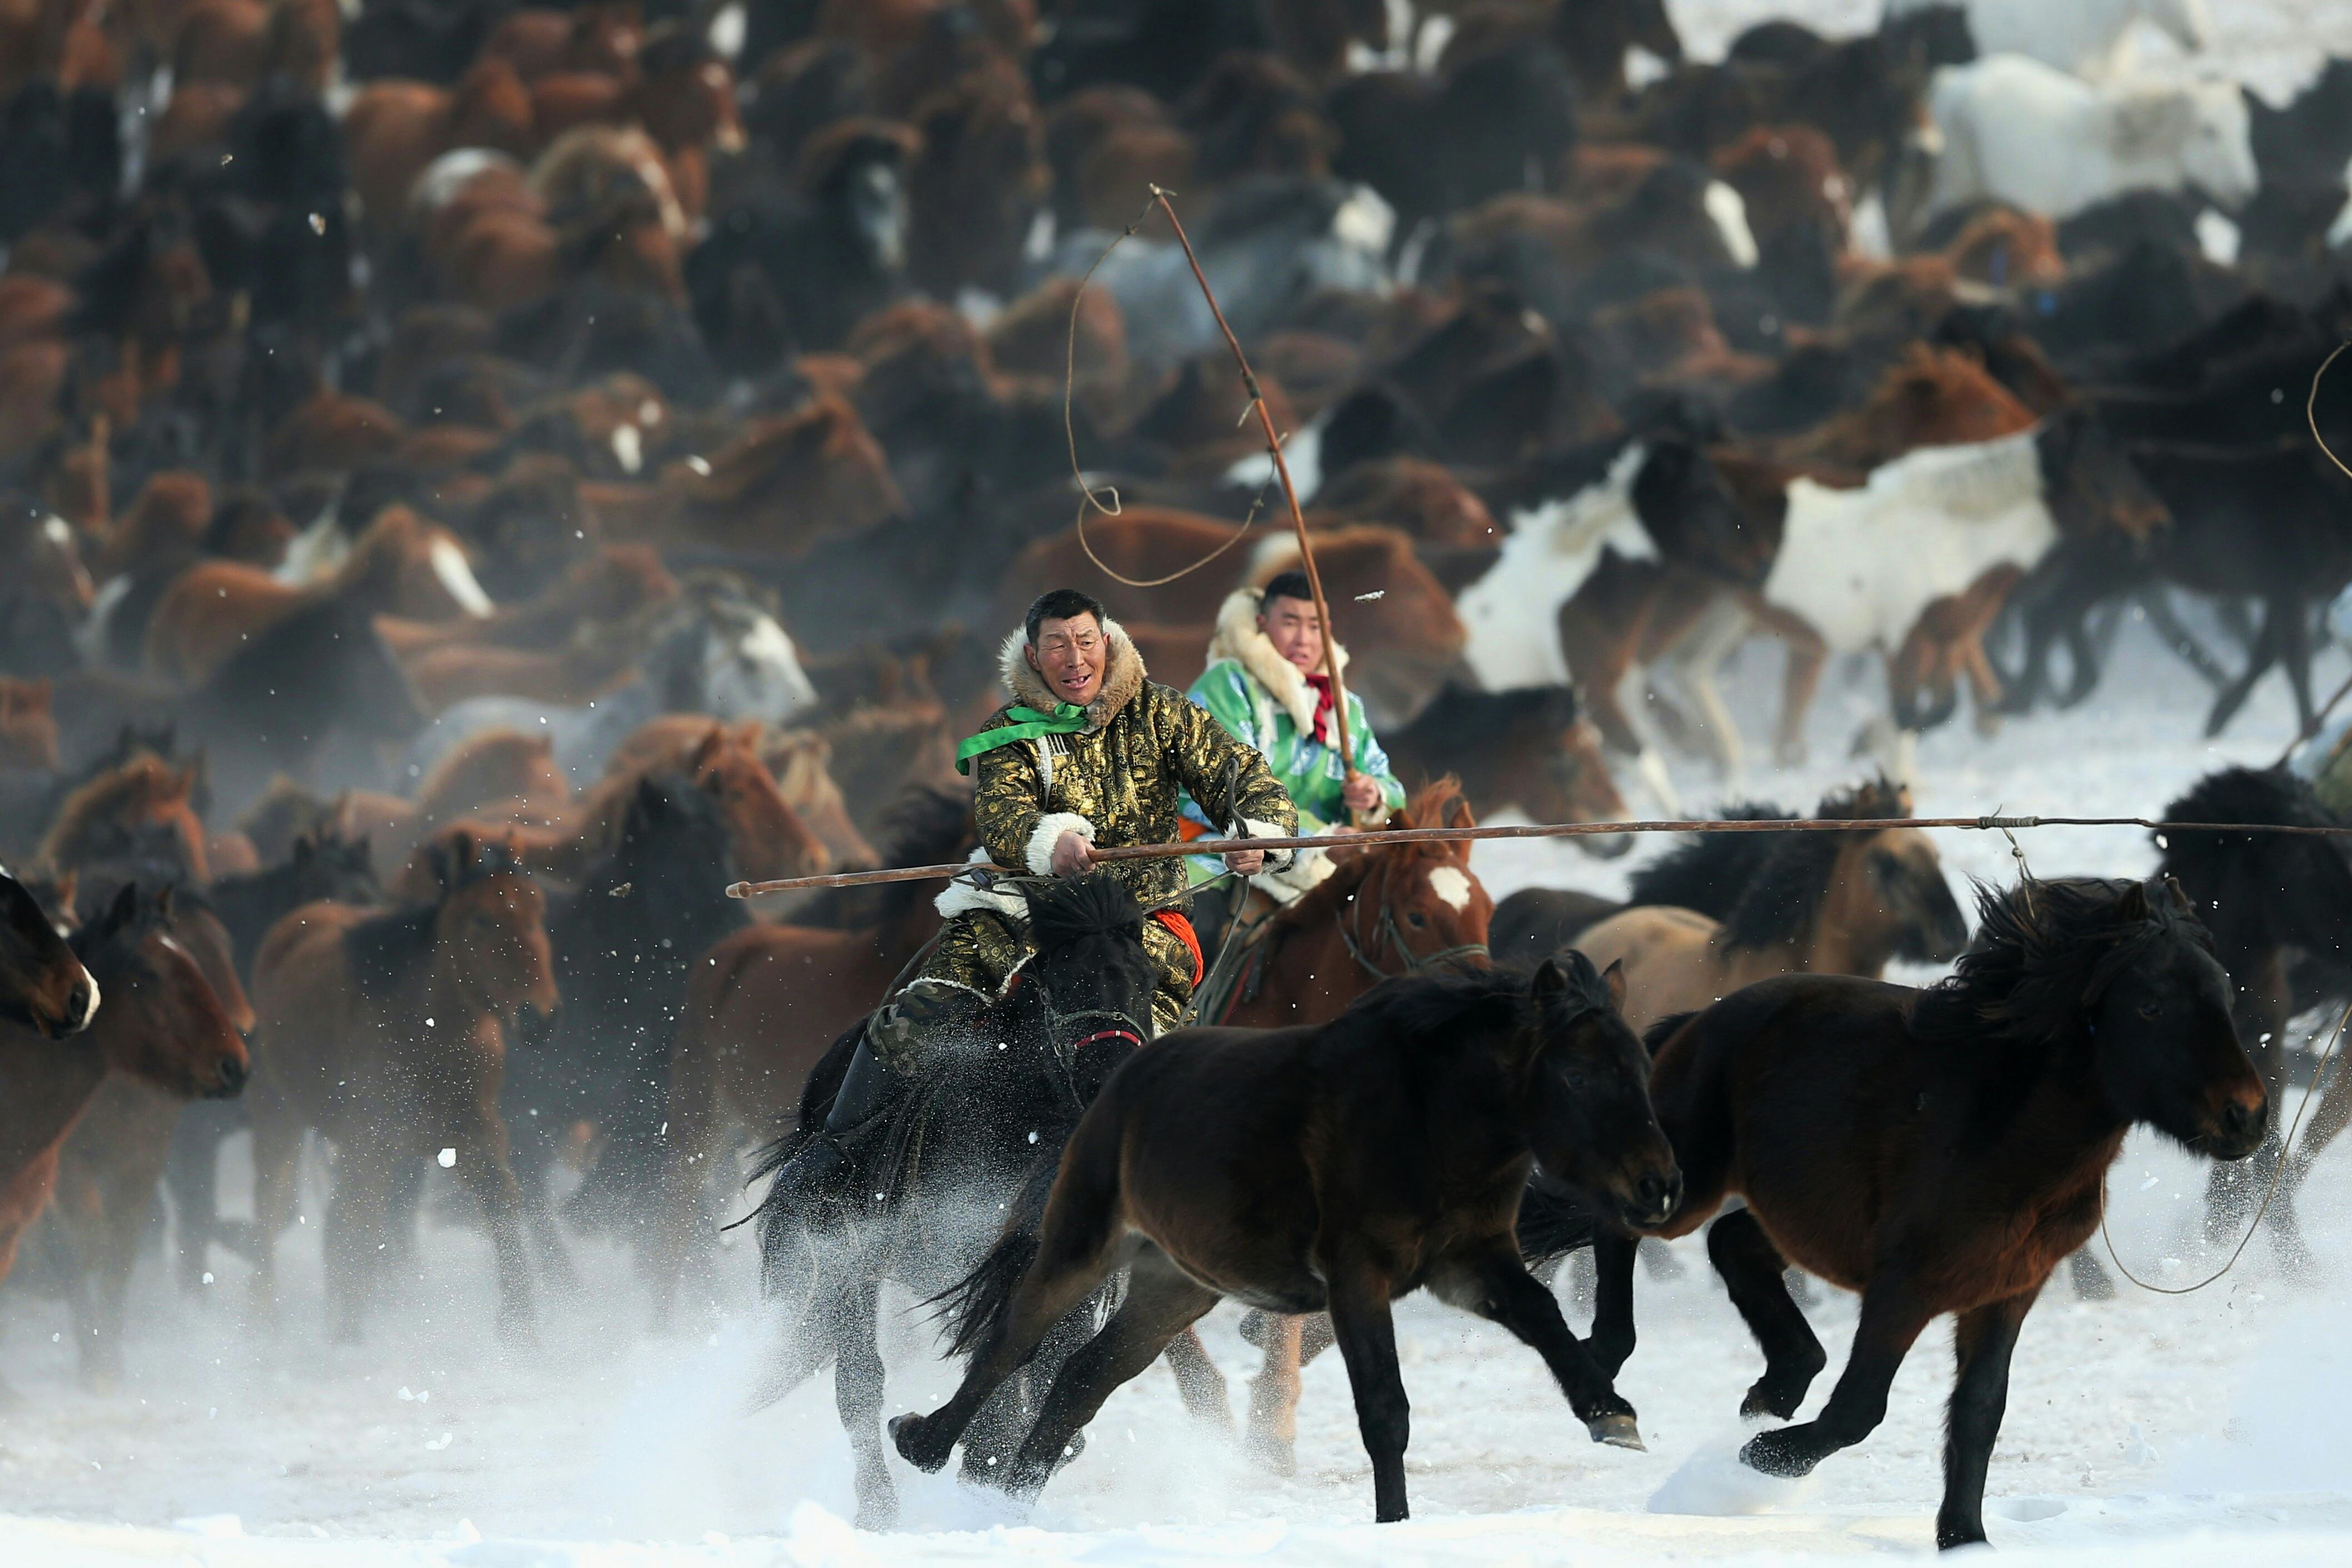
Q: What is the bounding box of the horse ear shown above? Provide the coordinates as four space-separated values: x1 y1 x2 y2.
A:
2117 879 2152 923
292 835 315 868
100 879 139 937
1531 957 1566 997
689 725 726 770
2161 873 2193 914
156 883 176 920
52 870 75 918
1600 958 1628 1013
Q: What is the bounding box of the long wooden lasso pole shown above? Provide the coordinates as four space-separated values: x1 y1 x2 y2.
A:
1145 185 1364 812
725 812 2352 898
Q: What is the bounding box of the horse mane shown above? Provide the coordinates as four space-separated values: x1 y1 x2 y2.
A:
1024 872 1144 950
1911 877 2212 1052
1334 949 1615 1046
1718 777 1908 952
2156 765 2338 888
1628 801 1794 919
39 754 198 873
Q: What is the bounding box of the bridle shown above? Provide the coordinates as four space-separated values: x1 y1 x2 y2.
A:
1332 853 1489 983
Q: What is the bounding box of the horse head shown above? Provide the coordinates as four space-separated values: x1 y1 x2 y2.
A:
428 832 559 1028
1519 952 1679 1229
683 723 830 883
72 882 248 1099
0 869 98 1038
1018 872 1157 1095
1331 780 1495 979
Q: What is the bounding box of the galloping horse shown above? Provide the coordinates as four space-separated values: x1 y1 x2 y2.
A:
1578 878 2265 1550
892 956 1678 1523
248 834 559 1342
749 873 1160 1530
653 787 975 1326
1 885 248 1374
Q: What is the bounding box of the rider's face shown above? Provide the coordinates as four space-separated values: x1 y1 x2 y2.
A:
1259 595 1323 673
1028 613 1107 706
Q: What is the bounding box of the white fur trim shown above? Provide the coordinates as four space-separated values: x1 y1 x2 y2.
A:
1205 586 1349 739
1238 815 1297 873
1026 813 1096 876
1252 847 1334 905
934 850 1030 921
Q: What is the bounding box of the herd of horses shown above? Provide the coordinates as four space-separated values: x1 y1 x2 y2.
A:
3 0 2352 1551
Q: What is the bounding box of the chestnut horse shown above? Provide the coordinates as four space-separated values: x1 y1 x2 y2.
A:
651 787 975 1325
0 885 248 1363
248 835 559 1341
893 956 1678 1524
44 886 253 1387
1583 878 2266 1549
37 754 211 885
1573 780 1971 1034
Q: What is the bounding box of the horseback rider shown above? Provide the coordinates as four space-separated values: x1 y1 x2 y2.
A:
1183 572 1408 951
765 588 1300 1209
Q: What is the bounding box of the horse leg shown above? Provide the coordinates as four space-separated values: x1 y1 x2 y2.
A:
889 1177 1134 1472
1322 1253 1414 1523
248 1105 300 1319
1706 1210 1827 1420
1753 604 1826 767
449 1102 538 1343
1160 1326 1234 1431
164 1109 222 1292
1663 599 1752 781
998 1251 1224 1499
1431 1244 1641 1448
2140 586 2231 689
1244 1313 1305 1475
1935 1289 2036 1550
2205 609 2279 737
325 1144 392 1345
835 1272 897 1529
2279 594 2319 735
1740 1277 1935 1479
1588 1231 1639 1376
2068 1248 2115 1301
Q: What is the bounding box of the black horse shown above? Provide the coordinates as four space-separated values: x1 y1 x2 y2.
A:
2156 766 2352 1264
749 872 1159 1530
511 773 750 1253
1574 878 2264 1550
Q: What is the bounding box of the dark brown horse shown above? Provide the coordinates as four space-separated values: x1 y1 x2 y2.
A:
1583 878 2266 1550
2154 766 2352 1265
652 787 973 1324
892 955 1679 1523
0 868 98 1039
248 834 559 1341
0 885 248 1343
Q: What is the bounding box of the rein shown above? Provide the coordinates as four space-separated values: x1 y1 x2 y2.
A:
1333 858 1490 982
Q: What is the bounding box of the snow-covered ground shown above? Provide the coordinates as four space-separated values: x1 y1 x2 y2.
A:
18 4 2352 1564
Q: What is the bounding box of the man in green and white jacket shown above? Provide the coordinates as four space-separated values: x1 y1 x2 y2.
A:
1182 571 1409 938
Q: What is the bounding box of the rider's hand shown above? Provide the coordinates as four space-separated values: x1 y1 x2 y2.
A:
1051 831 1092 878
1342 772 1383 813
1223 848 1267 875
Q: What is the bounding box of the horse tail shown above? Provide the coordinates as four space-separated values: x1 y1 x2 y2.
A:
933 1151 1058 1358
1515 1177 1599 1265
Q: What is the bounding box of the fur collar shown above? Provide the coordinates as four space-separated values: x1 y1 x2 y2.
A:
997 616 1148 731
1204 587 1351 737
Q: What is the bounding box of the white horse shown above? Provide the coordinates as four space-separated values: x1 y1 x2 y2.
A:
405 581 817 784
1886 0 2210 80
1919 54 2256 226
1670 427 2067 783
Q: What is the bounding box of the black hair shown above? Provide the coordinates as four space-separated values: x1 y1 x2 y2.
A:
1025 587 1106 645
1260 570 1315 612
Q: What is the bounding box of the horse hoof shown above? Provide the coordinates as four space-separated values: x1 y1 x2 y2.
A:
1588 1412 1644 1451
1245 1430 1298 1477
889 1412 952 1474
1238 1308 1269 1350
1739 1428 1811 1478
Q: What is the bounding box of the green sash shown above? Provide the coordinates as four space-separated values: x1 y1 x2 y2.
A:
955 703 1089 773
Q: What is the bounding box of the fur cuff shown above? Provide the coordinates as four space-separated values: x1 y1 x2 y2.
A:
1239 816 1297 871
934 849 1030 922
1025 812 1096 875
1252 846 1334 905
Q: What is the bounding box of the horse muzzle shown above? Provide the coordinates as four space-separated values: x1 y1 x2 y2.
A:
2200 1093 2268 1162
204 1057 249 1100
1617 1164 1683 1229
